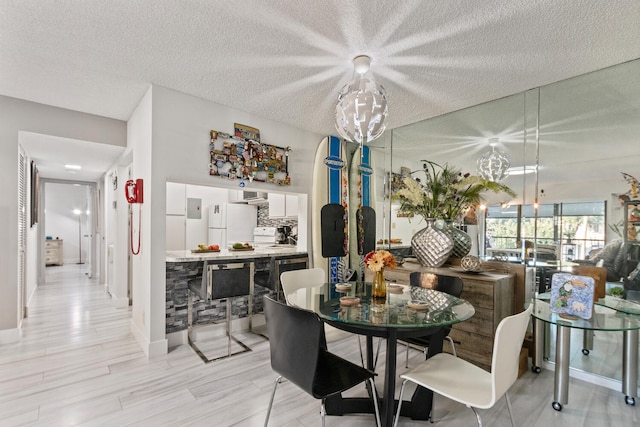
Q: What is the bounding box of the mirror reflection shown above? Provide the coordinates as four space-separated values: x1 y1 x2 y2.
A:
380 58 640 387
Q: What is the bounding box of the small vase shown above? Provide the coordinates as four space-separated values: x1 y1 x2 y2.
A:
372 268 386 299
411 219 454 267
445 221 472 259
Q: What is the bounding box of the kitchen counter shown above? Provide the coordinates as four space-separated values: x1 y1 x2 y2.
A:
165 248 309 335
166 246 306 262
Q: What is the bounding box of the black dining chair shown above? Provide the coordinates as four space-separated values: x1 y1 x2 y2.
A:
263 296 381 427
399 272 464 368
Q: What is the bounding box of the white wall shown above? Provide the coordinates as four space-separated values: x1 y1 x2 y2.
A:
128 88 156 356
128 84 322 356
0 95 126 343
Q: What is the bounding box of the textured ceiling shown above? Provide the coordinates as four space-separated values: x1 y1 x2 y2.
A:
2 0 640 181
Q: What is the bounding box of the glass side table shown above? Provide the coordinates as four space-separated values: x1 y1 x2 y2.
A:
528 298 640 410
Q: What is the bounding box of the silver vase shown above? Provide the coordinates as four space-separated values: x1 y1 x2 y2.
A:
411 219 454 267
445 221 472 259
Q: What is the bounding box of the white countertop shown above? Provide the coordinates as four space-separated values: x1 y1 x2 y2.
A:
166 246 307 262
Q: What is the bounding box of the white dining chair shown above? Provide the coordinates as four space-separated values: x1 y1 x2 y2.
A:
393 305 533 427
280 268 352 344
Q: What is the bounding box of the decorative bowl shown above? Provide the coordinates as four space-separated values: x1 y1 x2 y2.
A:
460 255 482 272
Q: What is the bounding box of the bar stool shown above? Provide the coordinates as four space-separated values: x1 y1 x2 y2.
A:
188 261 255 363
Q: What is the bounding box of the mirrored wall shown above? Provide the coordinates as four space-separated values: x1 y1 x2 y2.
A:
374 57 640 386
378 58 640 253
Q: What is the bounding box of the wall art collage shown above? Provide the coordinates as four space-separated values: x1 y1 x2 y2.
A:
208 123 291 186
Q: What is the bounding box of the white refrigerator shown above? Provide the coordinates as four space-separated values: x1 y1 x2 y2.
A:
208 203 258 248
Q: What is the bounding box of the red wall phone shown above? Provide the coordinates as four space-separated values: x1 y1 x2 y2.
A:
125 179 144 204
125 179 143 255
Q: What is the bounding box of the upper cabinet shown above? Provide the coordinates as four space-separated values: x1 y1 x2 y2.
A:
269 193 298 218
228 189 243 203
166 182 186 215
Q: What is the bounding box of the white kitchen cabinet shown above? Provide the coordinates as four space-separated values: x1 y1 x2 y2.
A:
269 193 298 218
228 189 243 203
269 193 286 217
166 216 186 250
166 182 186 215
285 194 298 217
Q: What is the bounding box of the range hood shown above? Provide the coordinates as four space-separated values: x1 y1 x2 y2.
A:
244 191 268 204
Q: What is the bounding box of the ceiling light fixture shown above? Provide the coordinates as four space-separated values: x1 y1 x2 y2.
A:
477 137 510 182
65 164 82 170
335 55 388 145
506 165 537 175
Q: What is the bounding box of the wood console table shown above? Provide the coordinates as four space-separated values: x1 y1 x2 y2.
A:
380 261 514 371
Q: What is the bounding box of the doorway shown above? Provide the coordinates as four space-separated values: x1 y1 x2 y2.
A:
40 181 97 282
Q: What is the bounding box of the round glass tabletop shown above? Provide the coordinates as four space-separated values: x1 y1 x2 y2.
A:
528 298 640 331
289 282 475 330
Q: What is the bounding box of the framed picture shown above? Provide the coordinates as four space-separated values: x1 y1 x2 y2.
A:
30 160 39 227
234 123 260 142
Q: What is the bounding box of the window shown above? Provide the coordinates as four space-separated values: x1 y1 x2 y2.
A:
484 201 605 261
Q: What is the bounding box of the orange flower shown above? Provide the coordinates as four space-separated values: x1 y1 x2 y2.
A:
364 250 397 272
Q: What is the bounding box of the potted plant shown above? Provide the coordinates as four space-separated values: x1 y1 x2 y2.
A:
393 161 516 266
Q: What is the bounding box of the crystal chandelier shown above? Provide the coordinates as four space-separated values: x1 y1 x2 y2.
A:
477 138 510 182
335 55 388 145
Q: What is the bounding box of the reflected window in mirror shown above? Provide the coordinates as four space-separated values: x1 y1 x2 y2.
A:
485 201 605 263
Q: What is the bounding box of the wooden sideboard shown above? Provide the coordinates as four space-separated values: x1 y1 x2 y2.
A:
382 261 514 371
45 239 63 266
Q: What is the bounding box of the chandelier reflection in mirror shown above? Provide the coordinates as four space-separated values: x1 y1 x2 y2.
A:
335 55 388 145
477 137 510 182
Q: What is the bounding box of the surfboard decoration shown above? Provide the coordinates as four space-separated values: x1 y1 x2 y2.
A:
312 136 349 284
349 145 376 282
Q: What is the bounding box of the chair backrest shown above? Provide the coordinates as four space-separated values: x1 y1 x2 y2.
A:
491 305 533 402
409 272 464 298
280 268 326 305
571 265 607 300
263 296 323 395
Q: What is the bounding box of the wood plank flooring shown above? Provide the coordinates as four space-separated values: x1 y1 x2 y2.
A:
0 264 637 426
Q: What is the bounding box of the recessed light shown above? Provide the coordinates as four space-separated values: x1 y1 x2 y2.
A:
65 164 82 170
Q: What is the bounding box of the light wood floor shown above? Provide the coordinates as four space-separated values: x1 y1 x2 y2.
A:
0 264 638 426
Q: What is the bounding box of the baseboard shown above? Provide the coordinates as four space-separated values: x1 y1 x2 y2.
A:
112 297 130 309
148 337 168 358
167 330 188 348
0 327 20 344
130 319 168 358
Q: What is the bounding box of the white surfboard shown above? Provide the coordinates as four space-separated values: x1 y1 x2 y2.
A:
311 136 349 283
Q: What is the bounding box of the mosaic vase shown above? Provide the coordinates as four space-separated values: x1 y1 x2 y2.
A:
411 219 454 267
445 221 473 259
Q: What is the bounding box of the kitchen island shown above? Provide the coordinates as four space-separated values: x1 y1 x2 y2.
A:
165 247 309 335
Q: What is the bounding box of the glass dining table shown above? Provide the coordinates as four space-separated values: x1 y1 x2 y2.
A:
529 296 640 411
286 281 475 427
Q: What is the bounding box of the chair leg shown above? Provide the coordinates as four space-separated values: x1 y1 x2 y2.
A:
264 376 283 427
445 336 457 357
405 342 410 368
393 379 409 427
367 377 382 427
320 400 326 427
357 335 365 367
469 405 482 427
374 338 382 370
505 392 516 427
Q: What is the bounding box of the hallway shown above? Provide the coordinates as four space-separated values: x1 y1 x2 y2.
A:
0 264 637 426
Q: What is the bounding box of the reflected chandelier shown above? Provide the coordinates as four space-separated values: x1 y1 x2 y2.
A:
335 55 388 145
477 138 510 182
